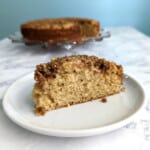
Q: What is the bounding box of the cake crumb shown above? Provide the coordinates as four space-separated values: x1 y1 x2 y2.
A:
101 97 107 103
35 107 46 116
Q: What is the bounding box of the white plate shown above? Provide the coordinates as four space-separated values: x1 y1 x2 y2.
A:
3 73 145 137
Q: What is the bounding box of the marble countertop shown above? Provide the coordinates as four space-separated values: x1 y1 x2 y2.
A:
0 27 150 150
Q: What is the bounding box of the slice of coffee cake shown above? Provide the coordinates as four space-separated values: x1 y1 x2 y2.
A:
32 55 123 115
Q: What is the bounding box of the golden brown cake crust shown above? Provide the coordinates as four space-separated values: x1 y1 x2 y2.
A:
21 18 100 43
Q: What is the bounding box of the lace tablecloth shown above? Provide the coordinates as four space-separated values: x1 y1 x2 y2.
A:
0 27 150 150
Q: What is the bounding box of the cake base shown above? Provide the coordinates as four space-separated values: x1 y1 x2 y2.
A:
34 92 120 115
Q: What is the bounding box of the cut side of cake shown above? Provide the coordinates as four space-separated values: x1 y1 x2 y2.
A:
32 55 123 115
21 18 100 44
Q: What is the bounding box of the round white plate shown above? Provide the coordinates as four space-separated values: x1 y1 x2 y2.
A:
3 73 145 137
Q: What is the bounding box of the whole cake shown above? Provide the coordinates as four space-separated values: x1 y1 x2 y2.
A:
21 18 100 43
32 55 123 115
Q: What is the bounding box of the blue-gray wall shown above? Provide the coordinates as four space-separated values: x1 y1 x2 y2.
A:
0 0 150 39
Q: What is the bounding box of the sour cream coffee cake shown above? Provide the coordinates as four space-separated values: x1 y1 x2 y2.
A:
21 18 100 44
32 55 123 115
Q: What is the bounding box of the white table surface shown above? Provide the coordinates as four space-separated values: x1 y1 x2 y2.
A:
0 27 150 150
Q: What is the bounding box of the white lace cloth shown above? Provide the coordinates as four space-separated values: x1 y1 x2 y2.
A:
0 27 150 150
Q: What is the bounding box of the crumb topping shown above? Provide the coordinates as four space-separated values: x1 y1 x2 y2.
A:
34 55 123 83
101 97 107 103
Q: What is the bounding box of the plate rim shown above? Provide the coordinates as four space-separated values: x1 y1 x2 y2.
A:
2 72 146 137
